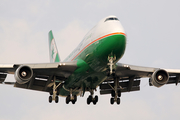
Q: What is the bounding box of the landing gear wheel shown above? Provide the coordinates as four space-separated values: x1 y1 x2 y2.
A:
49 96 52 103
55 96 59 103
95 95 98 103
89 95 92 102
87 97 91 105
66 95 70 104
93 100 97 105
111 90 115 97
118 90 121 97
72 100 75 104
74 95 77 102
87 95 92 105
72 95 77 104
110 98 114 105
117 98 120 105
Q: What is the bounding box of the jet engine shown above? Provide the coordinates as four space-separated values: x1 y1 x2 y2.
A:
14 65 33 84
150 69 169 87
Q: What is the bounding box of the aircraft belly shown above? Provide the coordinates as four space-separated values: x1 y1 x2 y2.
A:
59 34 126 96
59 71 107 96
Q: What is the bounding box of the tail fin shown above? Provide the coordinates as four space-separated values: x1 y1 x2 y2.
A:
48 30 60 63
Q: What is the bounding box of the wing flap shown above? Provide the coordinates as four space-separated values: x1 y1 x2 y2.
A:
100 86 140 95
14 82 46 91
100 76 141 95
100 80 140 89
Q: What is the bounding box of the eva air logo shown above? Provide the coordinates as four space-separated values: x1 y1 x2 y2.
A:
51 39 57 62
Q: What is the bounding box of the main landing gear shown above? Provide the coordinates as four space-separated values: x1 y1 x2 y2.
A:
107 55 122 105
48 76 62 103
87 89 98 105
66 89 77 104
107 77 121 105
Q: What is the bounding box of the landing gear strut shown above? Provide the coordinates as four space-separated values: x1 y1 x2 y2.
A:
48 76 62 103
87 89 98 105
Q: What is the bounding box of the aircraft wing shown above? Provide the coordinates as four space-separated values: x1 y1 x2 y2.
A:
115 63 180 77
100 63 180 95
0 61 77 92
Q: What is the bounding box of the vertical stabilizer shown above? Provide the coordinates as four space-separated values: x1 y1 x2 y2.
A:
48 30 60 63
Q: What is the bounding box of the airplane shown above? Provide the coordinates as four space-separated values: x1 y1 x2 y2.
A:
0 15 180 105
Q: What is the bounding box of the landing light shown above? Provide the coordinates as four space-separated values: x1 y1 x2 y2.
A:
158 75 163 81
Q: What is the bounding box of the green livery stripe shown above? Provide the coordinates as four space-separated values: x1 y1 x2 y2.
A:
71 32 126 61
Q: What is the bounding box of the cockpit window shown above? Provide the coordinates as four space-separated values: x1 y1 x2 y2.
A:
104 17 119 22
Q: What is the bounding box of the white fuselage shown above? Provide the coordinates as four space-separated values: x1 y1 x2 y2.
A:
64 15 125 62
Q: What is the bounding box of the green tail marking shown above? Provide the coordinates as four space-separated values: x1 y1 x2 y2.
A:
48 30 60 63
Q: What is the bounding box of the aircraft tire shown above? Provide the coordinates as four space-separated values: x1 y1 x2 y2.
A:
55 96 59 103
89 95 92 102
87 97 91 105
49 96 52 103
111 90 115 97
118 90 121 97
93 100 97 105
72 100 75 104
117 98 120 105
66 95 70 104
110 98 114 105
95 95 98 103
74 95 77 102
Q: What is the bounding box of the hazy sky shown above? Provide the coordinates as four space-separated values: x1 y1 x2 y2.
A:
0 0 180 120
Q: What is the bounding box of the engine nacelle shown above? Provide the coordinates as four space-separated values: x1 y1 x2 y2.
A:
14 65 33 84
150 69 169 87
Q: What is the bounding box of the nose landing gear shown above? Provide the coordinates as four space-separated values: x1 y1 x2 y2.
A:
107 56 116 76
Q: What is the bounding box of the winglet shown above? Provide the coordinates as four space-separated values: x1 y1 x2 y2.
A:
48 30 60 63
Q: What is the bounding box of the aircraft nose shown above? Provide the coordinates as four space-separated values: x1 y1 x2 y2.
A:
95 33 126 63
